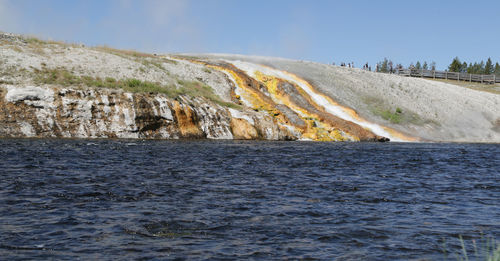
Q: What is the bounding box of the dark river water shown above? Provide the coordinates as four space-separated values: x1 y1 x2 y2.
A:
0 139 499 260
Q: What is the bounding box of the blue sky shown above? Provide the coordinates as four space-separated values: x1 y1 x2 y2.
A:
1 0 498 69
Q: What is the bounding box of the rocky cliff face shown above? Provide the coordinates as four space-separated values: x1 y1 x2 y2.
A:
0 85 295 140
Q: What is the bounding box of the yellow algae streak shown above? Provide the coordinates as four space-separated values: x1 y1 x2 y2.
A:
174 56 414 142
254 71 352 141
207 65 273 112
198 64 297 137
258 65 418 142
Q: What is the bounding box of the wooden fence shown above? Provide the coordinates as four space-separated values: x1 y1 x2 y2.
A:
396 69 500 84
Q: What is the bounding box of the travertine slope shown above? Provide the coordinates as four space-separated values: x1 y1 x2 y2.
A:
197 54 500 142
2 32 499 142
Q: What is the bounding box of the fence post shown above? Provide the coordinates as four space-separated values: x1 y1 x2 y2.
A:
458 72 460 81
433 70 435 79
445 71 448 80
481 75 483 84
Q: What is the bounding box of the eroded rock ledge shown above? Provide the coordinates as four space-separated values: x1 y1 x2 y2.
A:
0 86 295 140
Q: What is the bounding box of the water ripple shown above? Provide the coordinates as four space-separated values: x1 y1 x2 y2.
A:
0 139 499 259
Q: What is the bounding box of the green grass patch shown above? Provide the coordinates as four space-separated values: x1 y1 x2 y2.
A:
379 109 402 124
31 67 240 109
94 45 156 59
175 79 241 109
141 59 166 71
363 96 437 126
171 54 202 60
94 46 178 73
25 37 47 45
23 36 68 47
162 58 178 65
442 235 500 261
429 78 500 95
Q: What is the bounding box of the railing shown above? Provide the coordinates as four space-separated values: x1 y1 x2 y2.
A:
396 69 500 84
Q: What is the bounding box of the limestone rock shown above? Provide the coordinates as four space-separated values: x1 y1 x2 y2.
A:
0 85 290 140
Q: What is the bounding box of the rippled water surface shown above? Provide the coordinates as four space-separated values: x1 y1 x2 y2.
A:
1 139 499 260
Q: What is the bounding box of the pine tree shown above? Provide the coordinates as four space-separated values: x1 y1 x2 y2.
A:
448 57 462 72
380 58 389 73
423 61 428 70
415 61 421 70
484 58 493 74
495 62 500 76
467 62 473 74
431 61 436 71
461 62 467 73
472 62 481 74
479 61 485 74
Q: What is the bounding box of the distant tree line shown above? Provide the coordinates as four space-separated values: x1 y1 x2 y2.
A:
375 57 500 76
412 61 436 71
375 58 436 73
448 57 500 75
